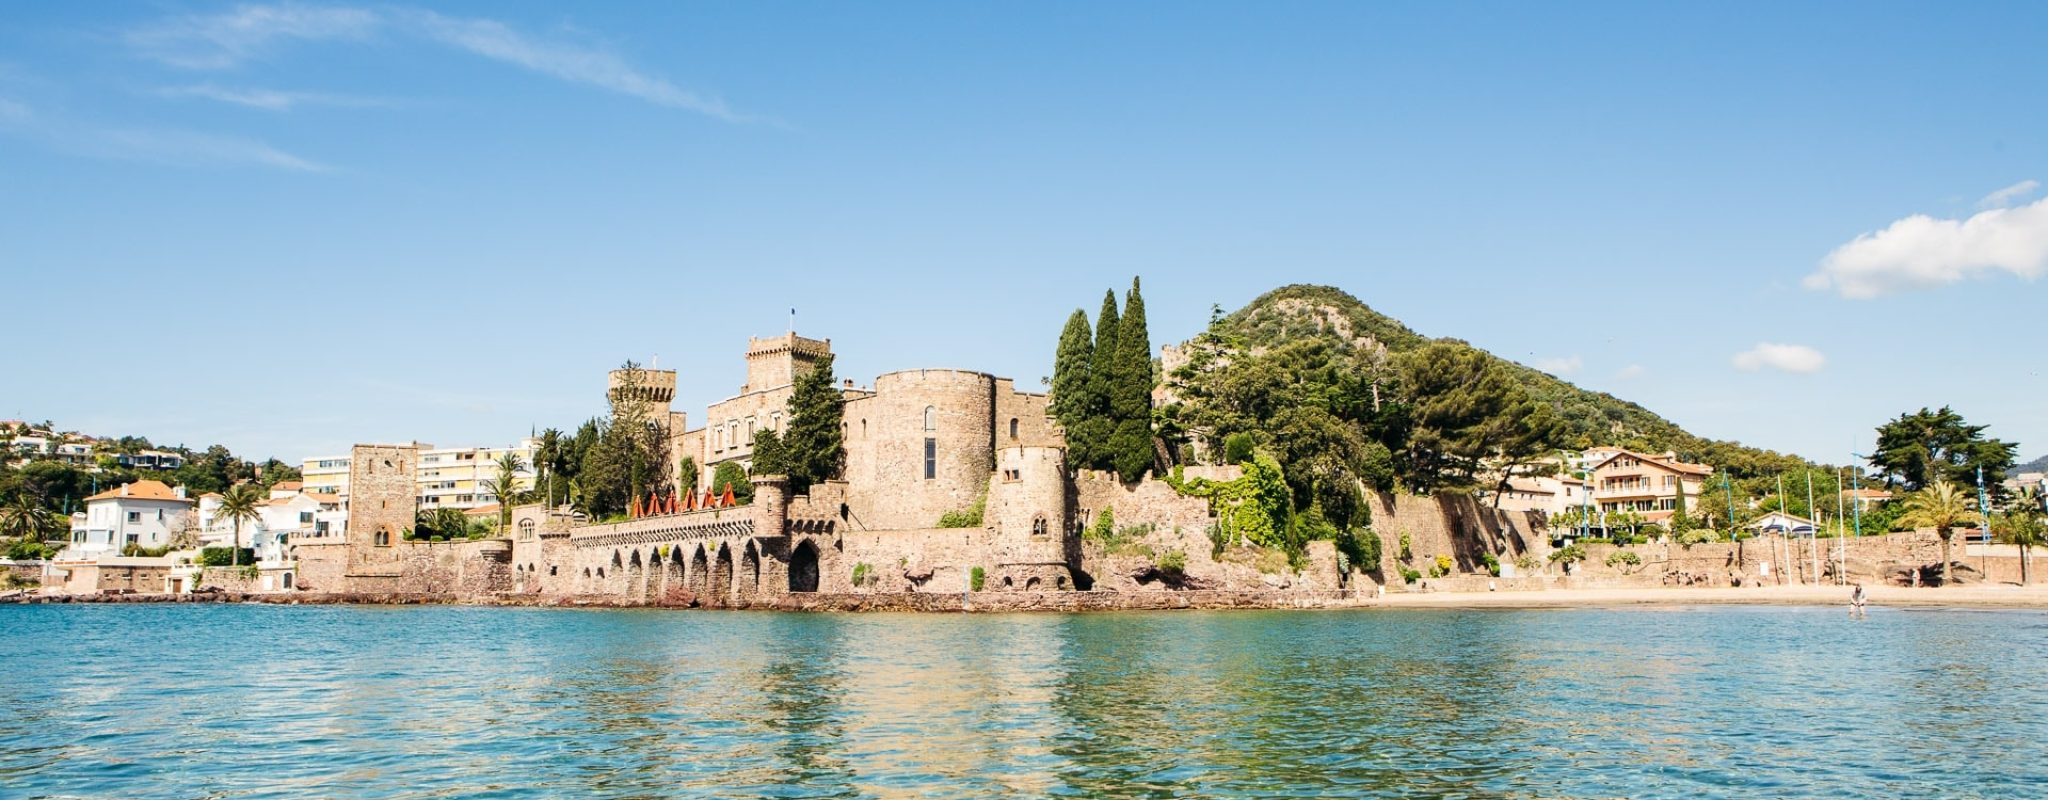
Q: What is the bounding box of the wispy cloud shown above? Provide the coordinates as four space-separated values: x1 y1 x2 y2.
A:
1615 364 1647 380
1978 179 2040 210
156 83 391 111
1731 342 1825 374
125 3 380 69
1532 355 1582 375
1804 190 2048 298
127 4 748 122
0 96 324 171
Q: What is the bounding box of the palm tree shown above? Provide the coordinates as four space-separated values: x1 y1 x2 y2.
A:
1 496 55 542
214 483 265 567
1896 480 1975 586
534 428 564 507
482 452 527 534
1999 486 2046 586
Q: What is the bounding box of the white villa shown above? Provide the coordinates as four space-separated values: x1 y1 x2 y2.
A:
61 479 195 559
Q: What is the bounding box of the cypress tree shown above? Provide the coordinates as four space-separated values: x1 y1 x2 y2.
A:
1050 309 1093 427
1109 276 1155 479
781 354 847 494
1076 290 1121 470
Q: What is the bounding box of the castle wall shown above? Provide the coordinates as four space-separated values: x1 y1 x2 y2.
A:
844 369 996 531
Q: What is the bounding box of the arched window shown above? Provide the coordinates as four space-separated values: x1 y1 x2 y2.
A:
518 518 537 540
1009 418 1019 439
1032 516 1047 538
924 406 936 431
373 529 391 547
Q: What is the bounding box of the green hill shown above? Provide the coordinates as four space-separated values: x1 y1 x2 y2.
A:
1215 284 1821 477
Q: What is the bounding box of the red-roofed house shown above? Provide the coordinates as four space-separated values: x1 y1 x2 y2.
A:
1588 450 1713 524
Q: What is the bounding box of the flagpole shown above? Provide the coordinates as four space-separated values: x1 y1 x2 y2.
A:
1777 474 1789 585
1836 468 1848 585
1806 470 1817 584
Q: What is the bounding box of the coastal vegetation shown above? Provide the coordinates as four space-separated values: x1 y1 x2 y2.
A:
1051 279 1158 481
1895 480 1975 586
749 354 848 493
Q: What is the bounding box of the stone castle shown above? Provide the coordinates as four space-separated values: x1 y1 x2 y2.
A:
292 332 1196 602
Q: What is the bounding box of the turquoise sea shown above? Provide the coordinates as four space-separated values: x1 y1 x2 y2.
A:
3 603 2043 799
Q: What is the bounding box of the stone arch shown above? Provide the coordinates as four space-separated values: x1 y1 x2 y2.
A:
789 539 821 593
1025 577 1041 591
740 540 762 597
689 544 710 595
710 542 734 601
663 546 684 596
628 549 646 600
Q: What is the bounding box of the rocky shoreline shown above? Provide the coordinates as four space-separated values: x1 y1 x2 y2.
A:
9 584 2046 611
0 588 1374 612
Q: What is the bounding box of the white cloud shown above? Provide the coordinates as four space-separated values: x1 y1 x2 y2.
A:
127 4 746 121
1533 355 1582 375
1978 179 2040 210
1615 364 1647 380
1805 191 2048 298
126 4 380 69
0 98 324 171
402 11 744 121
1731 342 1825 374
156 84 390 111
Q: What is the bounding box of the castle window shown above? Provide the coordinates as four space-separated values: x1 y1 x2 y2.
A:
374 529 391 547
1009 418 1019 439
1032 516 1047 538
924 438 936 480
924 406 936 431
746 418 755 444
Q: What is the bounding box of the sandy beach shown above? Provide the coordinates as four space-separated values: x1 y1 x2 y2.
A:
1374 583 2048 610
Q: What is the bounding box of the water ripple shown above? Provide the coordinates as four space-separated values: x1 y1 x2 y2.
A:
1 605 2043 798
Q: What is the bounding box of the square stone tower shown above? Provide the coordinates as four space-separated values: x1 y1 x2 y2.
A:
742 333 833 394
345 443 419 562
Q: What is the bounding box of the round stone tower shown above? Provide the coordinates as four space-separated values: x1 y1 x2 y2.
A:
861 369 996 530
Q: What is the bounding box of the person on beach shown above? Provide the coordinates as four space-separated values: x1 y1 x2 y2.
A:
1850 583 1867 617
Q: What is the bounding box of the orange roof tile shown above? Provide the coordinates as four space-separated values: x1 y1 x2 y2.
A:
84 479 193 504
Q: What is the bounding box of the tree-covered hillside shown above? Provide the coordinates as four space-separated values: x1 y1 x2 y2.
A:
1199 284 1825 479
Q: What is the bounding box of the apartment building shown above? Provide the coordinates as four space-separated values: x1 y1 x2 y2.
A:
300 437 539 512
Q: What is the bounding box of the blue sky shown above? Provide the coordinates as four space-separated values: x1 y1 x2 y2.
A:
2 2 2042 466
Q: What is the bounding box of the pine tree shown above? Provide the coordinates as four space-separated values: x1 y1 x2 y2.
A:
1109 276 1155 480
1050 309 1094 427
780 355 847 494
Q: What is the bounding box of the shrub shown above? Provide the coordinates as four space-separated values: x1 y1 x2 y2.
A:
1398 532 1413 562
851 562 872 586
1480 552 1501 577
1156 549 1187 577
1086 507 1116 542
1676 529 1718 549
1221 432 1256 464
1549 544 1587 565
1334 527 1382 574
969 566 986 592
1605 550 1642 573
7 539 56 561
936 493 987 528
1399 566 1421 584
1514 555 1539 572
198 547 255 567
1427 554 1453 578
